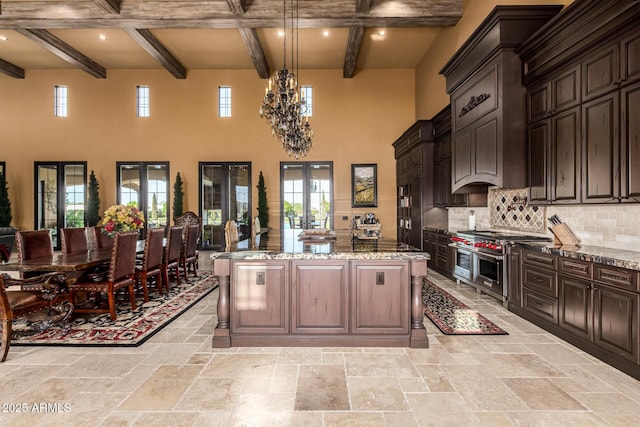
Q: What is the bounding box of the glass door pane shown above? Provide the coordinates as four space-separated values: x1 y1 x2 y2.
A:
229 165 250 241
201 164 224 250
309 164 332 230
64 164 85 228
36 164 59 246
146 164 168 229
119 164 141 208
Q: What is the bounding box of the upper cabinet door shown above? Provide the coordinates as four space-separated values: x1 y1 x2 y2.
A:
621 81 640 202
581 92 620 203
621 30 640 86
582 44 620 101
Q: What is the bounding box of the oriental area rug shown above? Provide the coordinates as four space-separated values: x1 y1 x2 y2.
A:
422 280 508 335
11 273 217 347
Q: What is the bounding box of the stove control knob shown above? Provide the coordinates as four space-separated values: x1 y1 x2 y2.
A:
489 244 496 250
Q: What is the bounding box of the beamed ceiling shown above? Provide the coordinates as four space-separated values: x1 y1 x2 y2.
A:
0 0 463 79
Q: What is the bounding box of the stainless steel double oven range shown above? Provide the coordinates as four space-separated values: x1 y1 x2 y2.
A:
449 230 551 305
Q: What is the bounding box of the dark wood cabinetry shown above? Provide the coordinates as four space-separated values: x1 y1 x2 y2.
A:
423 229 453 279
440 6 562 194
519 1 640 205
510 247 640 379
432 105 469 207
393 121 434 249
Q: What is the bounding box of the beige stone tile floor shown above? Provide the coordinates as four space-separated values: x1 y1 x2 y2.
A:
1 255 639 426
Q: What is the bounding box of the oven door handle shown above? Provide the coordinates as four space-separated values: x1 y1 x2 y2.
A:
450 243 504 261
476 252 504 261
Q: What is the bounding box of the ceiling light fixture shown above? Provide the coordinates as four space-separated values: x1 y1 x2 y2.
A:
259 0 313 158
323 30 330 37
98 34 107 41
0 36 8 41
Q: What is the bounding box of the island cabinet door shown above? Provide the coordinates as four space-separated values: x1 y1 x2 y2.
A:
291 261 349 334
350 261 410 335
231 261 289 334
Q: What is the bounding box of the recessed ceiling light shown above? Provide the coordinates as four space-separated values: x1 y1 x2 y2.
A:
277 30 285 37
378 30 386 37
98 34 107 41
322 30 330 37
0 35 8 41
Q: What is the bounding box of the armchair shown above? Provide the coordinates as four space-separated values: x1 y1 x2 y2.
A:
1 272 73 362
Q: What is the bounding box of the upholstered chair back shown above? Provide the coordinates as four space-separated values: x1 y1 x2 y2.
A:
60 227 88 253
16 230 53 262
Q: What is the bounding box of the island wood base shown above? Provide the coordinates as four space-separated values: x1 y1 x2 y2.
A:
212 257 429 348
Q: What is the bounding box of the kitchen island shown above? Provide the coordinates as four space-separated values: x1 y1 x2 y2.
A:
211 230 429 348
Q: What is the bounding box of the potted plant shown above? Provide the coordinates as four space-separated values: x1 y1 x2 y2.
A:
173 172 184 221
256 171 268 229
0 172 18 262
86 170 101 227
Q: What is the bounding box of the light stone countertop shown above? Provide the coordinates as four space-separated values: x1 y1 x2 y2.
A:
210 229 429 261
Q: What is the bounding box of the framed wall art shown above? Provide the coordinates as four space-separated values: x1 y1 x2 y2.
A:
351 164 377 207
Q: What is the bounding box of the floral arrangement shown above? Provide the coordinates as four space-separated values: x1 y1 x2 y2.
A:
102 205 145 238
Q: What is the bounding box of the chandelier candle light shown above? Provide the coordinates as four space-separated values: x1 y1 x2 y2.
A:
259 0 313 158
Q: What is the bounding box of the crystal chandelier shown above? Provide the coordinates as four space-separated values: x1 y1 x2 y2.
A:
259 0 313 158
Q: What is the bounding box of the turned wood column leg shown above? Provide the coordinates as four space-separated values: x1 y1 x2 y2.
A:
411 275 426 330
216 274 230 329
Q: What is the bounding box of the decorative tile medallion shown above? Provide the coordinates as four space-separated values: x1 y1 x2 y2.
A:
489 188 546 233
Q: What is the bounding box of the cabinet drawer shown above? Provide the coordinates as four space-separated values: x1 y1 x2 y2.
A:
523 250 557 269
594 264 639 292
523 288 558 324
523 265 558 297
558 258 592 279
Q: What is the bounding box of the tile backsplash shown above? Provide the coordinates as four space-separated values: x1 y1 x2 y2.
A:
448 187 640 251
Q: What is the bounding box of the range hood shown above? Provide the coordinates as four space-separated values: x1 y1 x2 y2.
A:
440 5 563 195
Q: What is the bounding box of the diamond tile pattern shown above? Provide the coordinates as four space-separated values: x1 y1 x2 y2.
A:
489 188 546 232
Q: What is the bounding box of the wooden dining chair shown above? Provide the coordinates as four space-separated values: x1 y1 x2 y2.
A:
180 224 200 281
224 220 239 250
162 226 184 292
92 226 114 250
68 231 139 321
135 227 165 302
251 217 261 249
1 273 73 362
60 227 88 253
16 230 54 280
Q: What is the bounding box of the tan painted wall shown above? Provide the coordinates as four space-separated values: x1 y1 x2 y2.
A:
0 68 415 232
415 0 575 119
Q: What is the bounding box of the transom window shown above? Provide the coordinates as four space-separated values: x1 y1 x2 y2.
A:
301 85 313 117
54 85 68 117
218 86 231 117
137 85 150 117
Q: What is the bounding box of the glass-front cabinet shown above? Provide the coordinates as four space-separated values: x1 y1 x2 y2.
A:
200 162 251 250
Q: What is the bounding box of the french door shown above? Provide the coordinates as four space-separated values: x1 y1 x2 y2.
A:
116 162 170 238
34 162 87 249
280 161 333 243
199 162 251 250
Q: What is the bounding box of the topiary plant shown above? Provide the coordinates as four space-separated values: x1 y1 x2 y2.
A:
173 172 184 221
86 170 101 226
256 171 268 228
0 172 12 227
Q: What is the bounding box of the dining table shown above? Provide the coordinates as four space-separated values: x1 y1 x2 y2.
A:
0 240 147 274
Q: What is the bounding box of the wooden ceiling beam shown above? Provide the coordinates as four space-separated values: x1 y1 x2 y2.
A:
0 57 25 78
92 0 122 14
225 0 269 78
125 28 187 79
0 1 462 29
225 0 246 15
343 0 373 78
14 29 106 78
238 27 270 78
